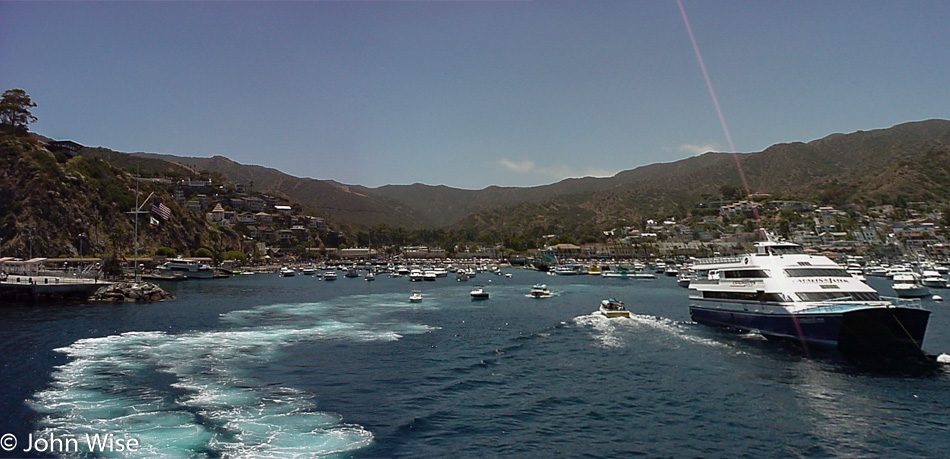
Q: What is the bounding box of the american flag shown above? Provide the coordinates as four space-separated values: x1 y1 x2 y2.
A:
151 200 172 221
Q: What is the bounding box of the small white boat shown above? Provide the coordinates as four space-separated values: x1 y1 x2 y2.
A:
324 271 337 281
677 272 696 288
892 272 930 298
279 266 296 277
602 266 656 279
921 270 947 288
845 263 866 282
470 286 489 300
365 272 375 281
599 298 631 318
409 270 424 282
301 266 317 276
158 258 215 279
409 290 423 303
528 283 553 298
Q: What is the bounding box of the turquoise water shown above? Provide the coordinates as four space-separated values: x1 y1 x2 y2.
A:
1 270 949 457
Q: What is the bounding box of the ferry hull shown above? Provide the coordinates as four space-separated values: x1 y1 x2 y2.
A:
689 304 930 356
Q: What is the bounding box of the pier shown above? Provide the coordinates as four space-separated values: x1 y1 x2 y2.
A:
0 275 110 303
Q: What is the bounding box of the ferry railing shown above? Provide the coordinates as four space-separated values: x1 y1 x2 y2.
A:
693 256 743 265
797 296 924 313
881 296 924 309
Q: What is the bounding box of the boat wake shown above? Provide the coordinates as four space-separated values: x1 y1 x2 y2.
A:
523 292 562 299
574 312 735 350
30 295 436 457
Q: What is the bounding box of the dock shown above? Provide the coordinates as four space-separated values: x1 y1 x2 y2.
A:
0 275 110 303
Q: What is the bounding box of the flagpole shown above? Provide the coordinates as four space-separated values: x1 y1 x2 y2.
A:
130 162 156 282
134 173 140 282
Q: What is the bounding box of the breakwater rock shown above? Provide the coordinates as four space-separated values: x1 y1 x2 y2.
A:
89 282 176 303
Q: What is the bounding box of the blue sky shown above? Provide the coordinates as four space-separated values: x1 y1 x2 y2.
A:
2 1 948 189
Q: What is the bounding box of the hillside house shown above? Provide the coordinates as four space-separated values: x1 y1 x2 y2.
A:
46 140 84 157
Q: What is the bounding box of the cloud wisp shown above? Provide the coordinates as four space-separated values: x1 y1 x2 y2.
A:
497 159 617 181
677 142 721 155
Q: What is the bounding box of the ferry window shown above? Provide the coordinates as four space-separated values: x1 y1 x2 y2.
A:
702 291 784 302
784 268 851 277
796 292 881 301
722 269 770 279
770 245 805 255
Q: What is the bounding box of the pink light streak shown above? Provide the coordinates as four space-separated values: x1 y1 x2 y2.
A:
676 0 753 201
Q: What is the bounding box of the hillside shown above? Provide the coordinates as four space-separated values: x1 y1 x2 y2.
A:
448 120 950 232
126 153 429 229
0 134 240 260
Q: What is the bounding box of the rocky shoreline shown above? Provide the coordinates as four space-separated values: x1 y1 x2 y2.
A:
89 282 176 303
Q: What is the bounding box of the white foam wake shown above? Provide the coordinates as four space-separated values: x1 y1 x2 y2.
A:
31 295 435 457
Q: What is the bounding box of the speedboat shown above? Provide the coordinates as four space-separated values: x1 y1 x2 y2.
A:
528 283 553 298
470 286 489 300
323 270 337 281
688 231 930 358
409 269 424 282
599 298 631 318
279 266 296 277
409 290 423 303
301 265 317 276
365 272 375 281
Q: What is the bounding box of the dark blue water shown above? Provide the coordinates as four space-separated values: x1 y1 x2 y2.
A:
1 270 949 457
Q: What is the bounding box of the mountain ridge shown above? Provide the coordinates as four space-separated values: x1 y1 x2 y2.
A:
83 119 950 232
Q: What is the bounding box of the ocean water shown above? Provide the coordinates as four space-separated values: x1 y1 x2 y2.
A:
1 270 949 457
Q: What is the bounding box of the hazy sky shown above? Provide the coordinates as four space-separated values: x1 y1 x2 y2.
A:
2 1 948 189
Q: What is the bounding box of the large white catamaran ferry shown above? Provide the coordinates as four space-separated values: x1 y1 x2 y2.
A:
688 232 930 358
